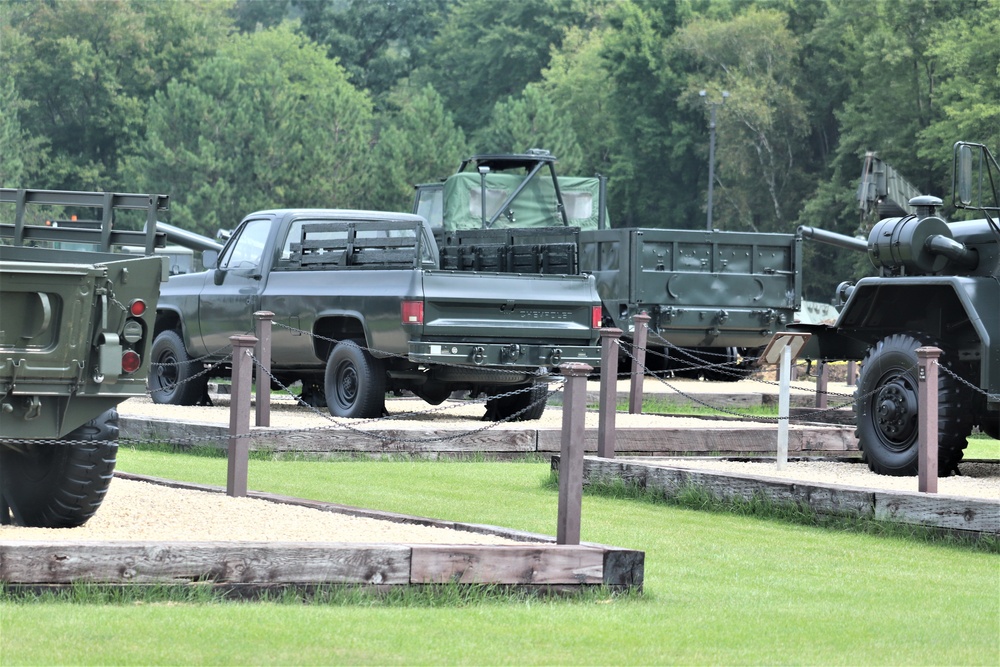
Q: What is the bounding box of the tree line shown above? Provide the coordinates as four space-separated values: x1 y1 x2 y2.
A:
2 0 998 300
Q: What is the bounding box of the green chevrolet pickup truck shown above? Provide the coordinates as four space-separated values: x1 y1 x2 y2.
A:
151 209 603 421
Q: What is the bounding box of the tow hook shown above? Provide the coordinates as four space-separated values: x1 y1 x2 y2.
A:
471 346 487 365
502 343 522 363
23 395 42 421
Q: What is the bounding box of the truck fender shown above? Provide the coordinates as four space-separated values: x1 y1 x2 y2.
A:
312 311 371 360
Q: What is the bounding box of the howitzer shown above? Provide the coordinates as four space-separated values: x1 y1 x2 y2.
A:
799 195 986 278
796 141 1000 477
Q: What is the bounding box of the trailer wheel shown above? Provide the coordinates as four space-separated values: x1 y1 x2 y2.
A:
0 409 119 528
856 333 972 476
324 340 386 418
149 330 208 405
485 381 549 422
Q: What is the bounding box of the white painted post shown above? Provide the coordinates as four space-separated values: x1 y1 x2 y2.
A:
777 343 791 470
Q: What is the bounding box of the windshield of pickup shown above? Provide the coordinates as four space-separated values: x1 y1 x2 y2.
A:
218 218 270 270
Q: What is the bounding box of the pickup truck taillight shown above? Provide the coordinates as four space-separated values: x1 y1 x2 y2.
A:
592 306 603 329
402 300 424 325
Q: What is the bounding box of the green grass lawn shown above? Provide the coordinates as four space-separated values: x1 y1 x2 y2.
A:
2 449 997 666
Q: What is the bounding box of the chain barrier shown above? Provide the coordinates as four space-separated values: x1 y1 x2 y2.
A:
271 321 549 379
936 360 1000 401
643 330 858 397
616 341 860 423
32 323 995 450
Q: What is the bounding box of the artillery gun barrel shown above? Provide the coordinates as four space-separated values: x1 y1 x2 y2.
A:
154 221 224 253
797 225 868 252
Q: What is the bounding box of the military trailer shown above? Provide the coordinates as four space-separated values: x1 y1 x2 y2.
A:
413 150 802 379
797 141 999 476
0 189 168 527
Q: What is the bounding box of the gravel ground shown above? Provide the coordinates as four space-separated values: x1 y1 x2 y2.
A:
0 478 523 544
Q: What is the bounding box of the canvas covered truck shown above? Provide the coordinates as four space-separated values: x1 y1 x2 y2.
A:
150 208 603 421
797 141 1000 476
413 150 802 380
0 188 168 527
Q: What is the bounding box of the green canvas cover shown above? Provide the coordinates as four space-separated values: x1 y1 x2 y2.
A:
441 172 605 231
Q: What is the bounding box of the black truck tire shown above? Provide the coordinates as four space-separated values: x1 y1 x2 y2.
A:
485 381 549 422
324 340 386 419
0 409 119 528
855 333 972 476
149 329 208 405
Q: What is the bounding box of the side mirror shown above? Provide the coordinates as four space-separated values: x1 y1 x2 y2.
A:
957 144 974 206
202 249 219 270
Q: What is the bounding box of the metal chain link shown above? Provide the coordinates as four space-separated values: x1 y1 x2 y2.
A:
636 331 858 397
936 360 1000 400
272 321 557 377
616 341 859 423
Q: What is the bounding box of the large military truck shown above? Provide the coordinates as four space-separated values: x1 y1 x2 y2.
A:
413 150 802 379
151 208 603 421
797 141 999 476
0 189 168 527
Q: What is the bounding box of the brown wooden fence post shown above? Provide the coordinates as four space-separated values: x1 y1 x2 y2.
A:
629 312 650 415
846 360 858 386
815 361 828 409
916 346 940 493
598 328 623 458
557 362 592 545
228 334 257 497
254 311 274 427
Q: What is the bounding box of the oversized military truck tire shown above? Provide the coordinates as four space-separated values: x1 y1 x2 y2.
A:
149 329 209 405
855 333 972 476
0 409 119 528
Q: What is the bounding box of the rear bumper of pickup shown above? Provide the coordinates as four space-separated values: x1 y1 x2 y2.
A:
408 341 601 371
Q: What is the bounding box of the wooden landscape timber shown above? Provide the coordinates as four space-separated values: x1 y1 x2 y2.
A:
563 456 999 537
0 473 643 591
119 415 856 459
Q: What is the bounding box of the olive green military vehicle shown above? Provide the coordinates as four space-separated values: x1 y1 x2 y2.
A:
798 141 999 476
413 150 802 379
0 189 168 527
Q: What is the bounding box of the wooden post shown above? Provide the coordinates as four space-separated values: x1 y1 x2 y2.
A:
815 361 828 409
916 346 940 494
228 334 257 497
846 360 857 386
254 311 274 427
629 312 650 415
557 363 592 545
598 328 622 458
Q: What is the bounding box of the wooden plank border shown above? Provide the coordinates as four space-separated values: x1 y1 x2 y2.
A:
0 474 644 590
120 417 855 458
568 456 999 537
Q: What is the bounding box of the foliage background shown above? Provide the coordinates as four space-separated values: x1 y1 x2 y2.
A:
2 0 998 299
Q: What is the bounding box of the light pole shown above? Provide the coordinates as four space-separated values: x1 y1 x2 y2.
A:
700 89 729 231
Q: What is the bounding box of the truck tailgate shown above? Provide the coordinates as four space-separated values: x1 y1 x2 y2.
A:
580 228 801 347
418 271 598 343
